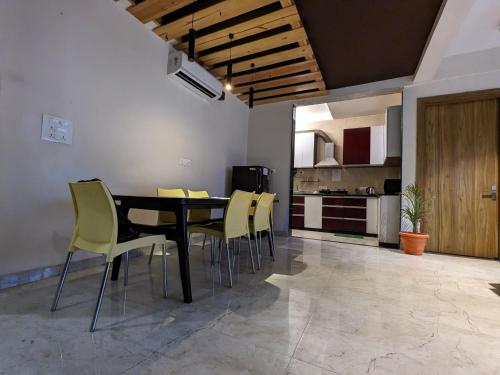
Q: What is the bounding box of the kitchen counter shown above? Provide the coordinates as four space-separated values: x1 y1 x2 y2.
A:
293 192 381 198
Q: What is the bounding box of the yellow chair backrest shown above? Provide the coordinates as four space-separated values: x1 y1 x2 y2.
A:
248 192 260 216
157 188 186 224
224 190 254 240
187 190 211 222
253 192 275 233
68 181 118 256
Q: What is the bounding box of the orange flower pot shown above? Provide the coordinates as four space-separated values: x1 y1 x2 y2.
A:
399 231 429 256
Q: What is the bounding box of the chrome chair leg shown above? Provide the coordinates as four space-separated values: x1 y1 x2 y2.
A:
161 243 168 298
259 232 264 263
267 231 274 260
269 230 275 260
51 252 73 312
148 243 155 265
218 239 223 284
89 262 112 332
124 251 129 286
187 233 192 253
232 236 241 272
210 236 215 266
202 234 207 251
225 241 233 288
246 235 256 274
254 235 261 270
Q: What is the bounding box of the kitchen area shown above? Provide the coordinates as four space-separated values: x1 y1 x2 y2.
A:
291 94 402 247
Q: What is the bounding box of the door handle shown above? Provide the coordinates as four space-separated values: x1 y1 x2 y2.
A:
482 185 497 200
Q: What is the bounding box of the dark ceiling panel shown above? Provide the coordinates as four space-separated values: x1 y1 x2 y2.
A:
295 0 443 89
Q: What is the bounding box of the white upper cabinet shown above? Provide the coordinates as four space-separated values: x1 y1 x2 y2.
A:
385 105 401 158
369 125 386 165
294 132 315 168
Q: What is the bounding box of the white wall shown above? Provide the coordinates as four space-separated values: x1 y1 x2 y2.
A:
0 0 249 276
401 51 500 190
247 102 294 233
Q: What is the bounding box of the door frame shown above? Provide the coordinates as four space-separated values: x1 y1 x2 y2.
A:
417 89 500 116
416 88 500 258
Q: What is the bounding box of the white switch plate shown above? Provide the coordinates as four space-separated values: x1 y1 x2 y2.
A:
178 158 192 167
41 114 73 145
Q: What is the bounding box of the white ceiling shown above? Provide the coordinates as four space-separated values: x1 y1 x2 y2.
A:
446 0 500 56
295 103 333 123
325 93 402 119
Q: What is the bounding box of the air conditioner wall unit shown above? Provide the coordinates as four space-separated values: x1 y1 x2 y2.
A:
167 50 224 101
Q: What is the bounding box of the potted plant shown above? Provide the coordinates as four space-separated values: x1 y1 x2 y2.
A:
399 184 429 256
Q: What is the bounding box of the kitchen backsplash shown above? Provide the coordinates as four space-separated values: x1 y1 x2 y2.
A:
294 166 401 194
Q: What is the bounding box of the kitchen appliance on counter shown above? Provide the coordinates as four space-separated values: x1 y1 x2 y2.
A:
366 187 376 195
232 166 270 193
354 187 376 195
332 189 348 195
384 179 401 195
317 188 348 195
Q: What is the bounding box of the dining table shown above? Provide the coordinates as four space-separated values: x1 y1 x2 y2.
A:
112 195 230 303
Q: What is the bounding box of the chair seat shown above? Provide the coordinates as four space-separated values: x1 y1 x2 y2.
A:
189 222 225 239
112 234 165 259
117 231 140 243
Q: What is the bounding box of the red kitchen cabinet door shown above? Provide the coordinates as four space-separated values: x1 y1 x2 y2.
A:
291 215 304 228
292 205 304 215
343 127 371 165
322 218 344 232
343 219 366 233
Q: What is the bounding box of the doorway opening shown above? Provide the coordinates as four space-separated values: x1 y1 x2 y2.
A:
289 93 403 247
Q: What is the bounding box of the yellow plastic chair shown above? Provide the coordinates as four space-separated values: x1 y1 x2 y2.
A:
189 190 255 287
187 189 212 252
187 189 211 223
147 188 186 264
50 181 167 332
157 188 186 224
250 193 276 269
248 193 260 217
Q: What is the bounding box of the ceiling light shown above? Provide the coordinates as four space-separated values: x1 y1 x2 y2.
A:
249 63 255 109
225 33 234 91
187 1 196 61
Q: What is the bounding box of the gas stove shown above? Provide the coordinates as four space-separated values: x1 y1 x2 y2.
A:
319 189 348 195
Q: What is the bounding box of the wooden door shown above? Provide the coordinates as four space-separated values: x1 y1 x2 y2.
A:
417 98 499 258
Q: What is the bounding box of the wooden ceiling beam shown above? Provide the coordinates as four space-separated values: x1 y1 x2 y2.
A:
231 71 323 94
198 27 308 66
178 6 300 52
250 90 329 106
128 0 192 24
210 44 314 77
240 81 325 101
230 60 319 85
154 0 277 40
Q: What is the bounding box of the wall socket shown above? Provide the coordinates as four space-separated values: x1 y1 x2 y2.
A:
178 158 192 167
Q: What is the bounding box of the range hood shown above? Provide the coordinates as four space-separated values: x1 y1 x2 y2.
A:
315 143 340 167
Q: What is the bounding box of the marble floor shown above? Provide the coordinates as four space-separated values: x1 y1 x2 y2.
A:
2 237 500 374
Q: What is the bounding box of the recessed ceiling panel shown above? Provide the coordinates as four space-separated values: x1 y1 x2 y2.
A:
294 0 444 89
